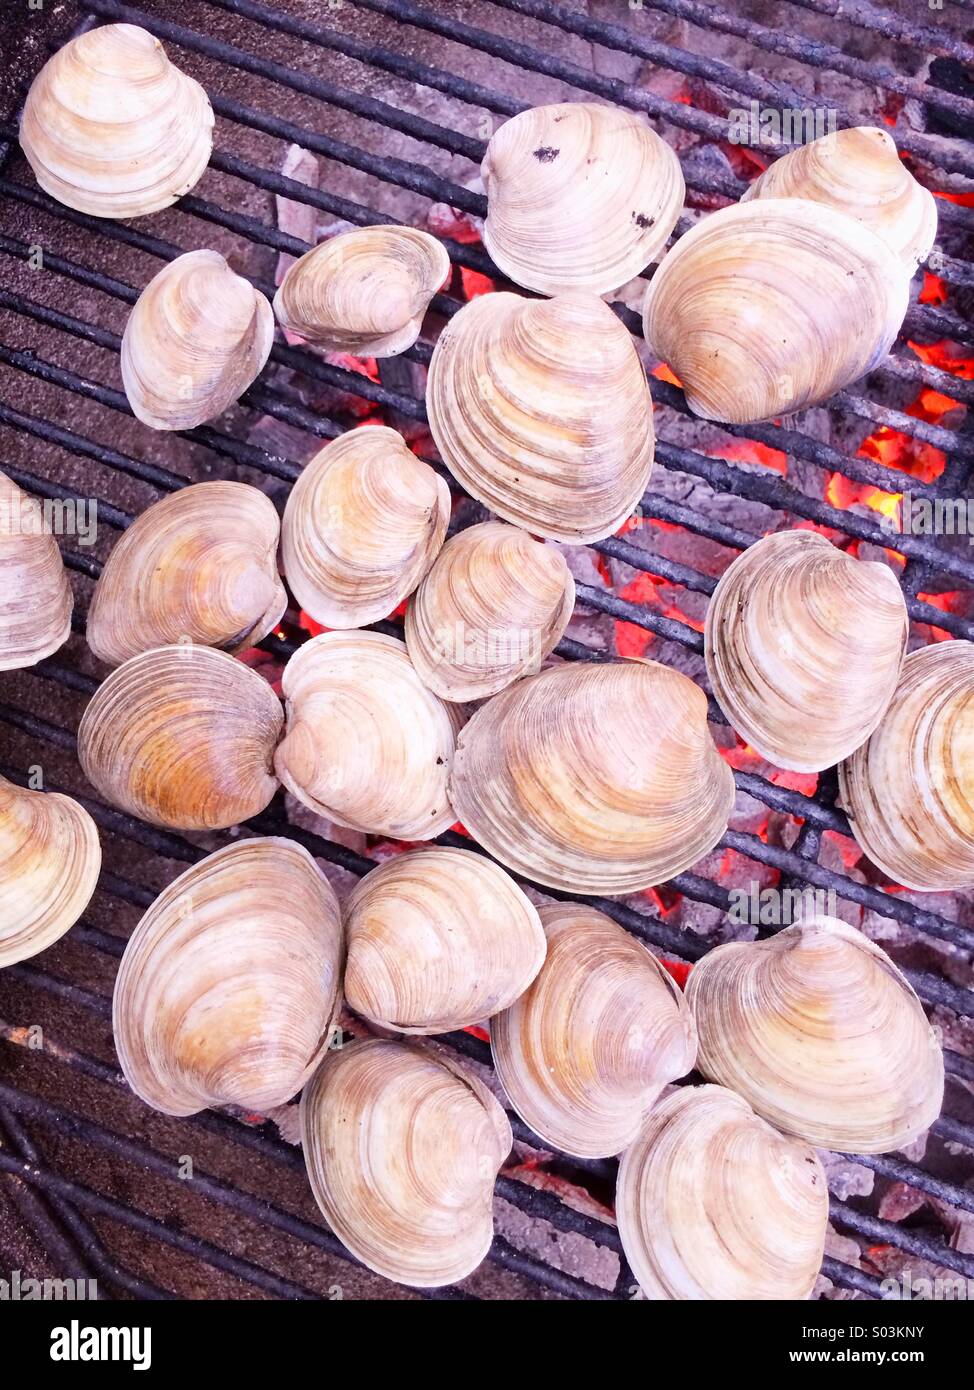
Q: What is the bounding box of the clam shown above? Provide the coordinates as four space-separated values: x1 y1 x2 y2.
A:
0 470 72 670
20 23 213 218
481 102 684 296
301 1038 511 1287
642 198 909 424
705 530 908 772
491 904 696 1158
273 226 449 356
344 846 545 1034
685 915 944 1154
113 838 343 1116
0 775 101 968
838 640 974 891
617 1086 828 1300
281 427 450 629
427 292 655 543
449 659 734 894
87 482 286 667
405 521 575 701
742 126 937 276
78 646 283 831
121 250 273 430
275 631 463 839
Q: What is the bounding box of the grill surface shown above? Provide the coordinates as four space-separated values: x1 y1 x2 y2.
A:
0 0 973 1301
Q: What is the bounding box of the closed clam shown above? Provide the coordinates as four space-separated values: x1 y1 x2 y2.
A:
87 482 286 666
617 1086 828 1300
20 23 213 218
685 915 944 1153
281 427 449 629
301 1039 512 1287
405 521 574 701
273 226 449 355
78 646 283 831
122 250 273 430
643 198 908 423
705 530 908 772
427 292 655 543
0 470 72 670
491 904 696 1158
114 838 343 1116
482 102 684 296
449 660 734 894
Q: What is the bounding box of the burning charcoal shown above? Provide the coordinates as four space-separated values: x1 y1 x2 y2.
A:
821 1153 876 1202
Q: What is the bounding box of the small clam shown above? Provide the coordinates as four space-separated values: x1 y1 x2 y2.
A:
301 1038 512 1287
405 521 575 701
685 915 944 1153
491 904 696 1158
0 470 72 670
78 646 283 831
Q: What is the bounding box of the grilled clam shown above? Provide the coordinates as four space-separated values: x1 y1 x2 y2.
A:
643 198 908 424
0 775 101 968
405 521 574 701
114 838 343 1116
301 1039 512 1286
491 904 696 1158
281 427 450 629
482 102 684 296
0 470 72 670
685 915 944 1153
427 292 655 543
78 646 283 831
273 226 449 355
449 660 734 894
705 530 908 772
617 1086 828 1301
20 23 213 218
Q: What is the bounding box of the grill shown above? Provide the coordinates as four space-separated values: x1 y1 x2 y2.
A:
1 0 973 1302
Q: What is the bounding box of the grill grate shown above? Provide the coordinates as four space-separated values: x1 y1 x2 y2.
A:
0 0 973 1300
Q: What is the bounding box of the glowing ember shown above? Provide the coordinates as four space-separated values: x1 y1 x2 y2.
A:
659 959 692 989
614 571 704 658
908 339 974 380
919 272 948 306
933 189 974 207
917 590 965 642
460 266 495 299
823 829 862 871
651 361 682 387
710 437 787 478
299 610 327 638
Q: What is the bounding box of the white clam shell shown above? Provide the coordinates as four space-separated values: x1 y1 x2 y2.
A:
0 470 72 671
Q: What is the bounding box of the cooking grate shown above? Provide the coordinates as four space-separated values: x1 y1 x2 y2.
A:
0 0 973 1300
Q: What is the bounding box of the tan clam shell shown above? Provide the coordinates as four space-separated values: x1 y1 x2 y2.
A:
273 226 449 355
705 530 908 772
344 846 545 1034
449 659 734 895
113 838 343 1117
281 427 450 629
300 1038 512 1287
275 631 463 839
642 198 909 424
685 915 944 1154
0 775 101 968
121 250 273 431
482 102 684 296
491 904 696 1158
741 126 937 275
405 521 575 701
427 291 655 543
617 1086 828 1300
0 470 72 670
87 482 286 667
20 23 213 218
78 646 283 831
838 640 974 891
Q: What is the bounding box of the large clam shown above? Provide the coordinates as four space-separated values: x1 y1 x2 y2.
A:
0 470 72 670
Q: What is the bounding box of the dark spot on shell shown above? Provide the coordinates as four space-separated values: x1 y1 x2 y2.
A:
533 145 559 163
634 212 655 229
435 756 445 765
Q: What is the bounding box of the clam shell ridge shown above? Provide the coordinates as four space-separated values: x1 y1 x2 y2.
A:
482 102 684 296
113 838 344 1117
838 640 974 891
301 1039 512 1287
705 530 908 772
449 659 734 895
684 915 944 1154
280 427 450 629
0 470 73 671
491 904 697 1158
617 1086 828 1300
20 23 213 218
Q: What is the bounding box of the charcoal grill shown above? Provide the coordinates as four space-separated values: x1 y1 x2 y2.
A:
1 0 973 1301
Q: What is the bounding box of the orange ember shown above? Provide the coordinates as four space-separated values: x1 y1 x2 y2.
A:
933 189 974 207
918 590 965 642
660 959 692 990
460 266 494 299
651 361 683 387
919 272 948 306
908 338 974 380
710 437 787 477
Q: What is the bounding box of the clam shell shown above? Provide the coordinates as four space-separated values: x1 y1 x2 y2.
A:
0 470 72 671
